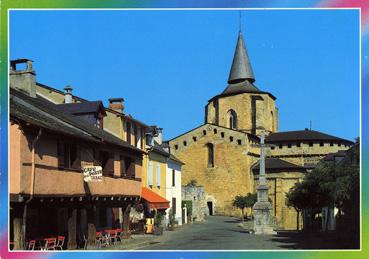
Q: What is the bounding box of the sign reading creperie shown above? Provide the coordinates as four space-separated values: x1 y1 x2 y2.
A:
83 166 102 182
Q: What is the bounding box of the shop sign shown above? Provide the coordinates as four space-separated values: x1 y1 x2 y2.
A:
83 166 102 182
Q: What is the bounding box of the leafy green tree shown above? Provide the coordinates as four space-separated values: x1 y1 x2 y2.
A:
233 193 257 221
287 144 359 233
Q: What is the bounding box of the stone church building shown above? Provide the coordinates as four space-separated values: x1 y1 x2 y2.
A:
168 31 353 230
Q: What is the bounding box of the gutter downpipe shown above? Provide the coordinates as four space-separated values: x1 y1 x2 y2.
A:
22 128 42 249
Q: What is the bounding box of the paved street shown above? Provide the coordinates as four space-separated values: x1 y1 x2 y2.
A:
133 215 358 250
138 216 284 250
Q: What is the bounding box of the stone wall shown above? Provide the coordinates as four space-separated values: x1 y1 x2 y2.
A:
267 141 351 167
170 123 259 216
182 186 207 222
205 93 278 134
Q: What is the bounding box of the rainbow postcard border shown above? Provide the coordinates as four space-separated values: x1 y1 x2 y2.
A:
1 0 368 258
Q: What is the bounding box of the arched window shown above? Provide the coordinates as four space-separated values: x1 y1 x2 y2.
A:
206 143 214 168
227 109 237 129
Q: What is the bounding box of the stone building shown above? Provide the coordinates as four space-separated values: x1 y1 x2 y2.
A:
168 31 354 230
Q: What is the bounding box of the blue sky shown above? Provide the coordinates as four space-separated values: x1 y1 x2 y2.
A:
10 10 359 141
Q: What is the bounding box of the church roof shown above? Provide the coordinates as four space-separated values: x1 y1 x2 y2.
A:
209 31 276 102
266 129 354 145
252 158 305 173
222 80 259 94
228 31 255 84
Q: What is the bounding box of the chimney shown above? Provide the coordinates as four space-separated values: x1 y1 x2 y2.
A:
64 85 73 103
153 127 163 145
9 59 36 97
108 98 124 113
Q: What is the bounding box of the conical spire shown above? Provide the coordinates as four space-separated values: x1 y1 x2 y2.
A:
228 31 255 84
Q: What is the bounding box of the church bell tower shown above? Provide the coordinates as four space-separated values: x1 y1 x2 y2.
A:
205 30 278 136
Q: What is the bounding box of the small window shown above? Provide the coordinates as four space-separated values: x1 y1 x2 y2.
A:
330 142 334 146
279 144 283 149
221 132 225 138
100 151 114 176
203 130 207 135
237 139 242 145
126 122 132 144
193 136 197 142
57 142 80 170
125 157 135 178
134 125 138 147
214 129 217 134
174 145 178 150
309 142 313 147
271 146 275 150
297 142 301 147
230 136 233 142
183 141 187 146
338 143 341 147
206 143 214 168
320 142 324 147
227 109 237 129
288 144 291 148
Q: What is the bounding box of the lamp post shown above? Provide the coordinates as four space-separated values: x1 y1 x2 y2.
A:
253 128 276 235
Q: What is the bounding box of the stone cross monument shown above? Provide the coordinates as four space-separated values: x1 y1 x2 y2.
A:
253 129 276 235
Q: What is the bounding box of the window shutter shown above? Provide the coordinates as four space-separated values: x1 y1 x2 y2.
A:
172 169 175 187
57 141 65 168
148 161 153 186
156 164 161 187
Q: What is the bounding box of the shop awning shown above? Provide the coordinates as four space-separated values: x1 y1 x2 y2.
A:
141 187 170 209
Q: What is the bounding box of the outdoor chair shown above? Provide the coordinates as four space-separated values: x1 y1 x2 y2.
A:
95 231 103 248
82 234 88 249
105 229 118 245
55 236 65 250
115 228 123 243
43 237 57 250
27 240 36 250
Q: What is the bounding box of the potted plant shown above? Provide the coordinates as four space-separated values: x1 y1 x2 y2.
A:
153 211 164 235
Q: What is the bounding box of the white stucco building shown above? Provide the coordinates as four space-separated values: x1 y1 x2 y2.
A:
165 154 184 226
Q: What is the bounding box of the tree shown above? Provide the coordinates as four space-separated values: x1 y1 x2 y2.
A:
232 193 257 222
287 145 359 233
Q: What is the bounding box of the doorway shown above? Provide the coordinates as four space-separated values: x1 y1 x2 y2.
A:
207 201 213 216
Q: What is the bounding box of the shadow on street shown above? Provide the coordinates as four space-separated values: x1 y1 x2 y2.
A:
271 231 360 250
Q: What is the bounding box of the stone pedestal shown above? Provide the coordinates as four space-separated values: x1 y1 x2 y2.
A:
253 185 276 235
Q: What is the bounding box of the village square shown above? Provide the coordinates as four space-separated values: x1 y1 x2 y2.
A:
8 10 359 251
